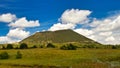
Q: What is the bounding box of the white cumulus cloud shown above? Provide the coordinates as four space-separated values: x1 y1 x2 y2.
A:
0 28 30 44
9 17 40 28
0 36 20 44
60 9 91 24
0 13 40 44
0 13 16 23
49 23 75 31
77 14 120 44
74 29 93 37
105 36 115 42
49 9 91 31
7 28 30 40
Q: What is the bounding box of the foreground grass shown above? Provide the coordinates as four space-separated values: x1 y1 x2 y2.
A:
0 48 120 68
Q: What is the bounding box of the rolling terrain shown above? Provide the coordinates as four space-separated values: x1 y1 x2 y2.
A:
21 29 99 45
0 29 120 68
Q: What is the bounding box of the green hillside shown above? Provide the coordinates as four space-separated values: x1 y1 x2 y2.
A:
20 29 98 45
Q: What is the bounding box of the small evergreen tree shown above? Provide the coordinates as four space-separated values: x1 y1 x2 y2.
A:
0 51 9 59
6 44 13 49
16 51 22 59
20 43 28 49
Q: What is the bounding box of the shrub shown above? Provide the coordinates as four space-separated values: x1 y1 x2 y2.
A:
15 47 19 49
60 45 67 50
40 45 44 48
20 43 28 49
67 44 76 50
0 51 9 59
16 51 22 59
46 43 55 48
116 45 120 49
2 46 6 49
31 45 37 48
6 44 13 49
112 46 117 49
87 45 95 48
60 44 77 50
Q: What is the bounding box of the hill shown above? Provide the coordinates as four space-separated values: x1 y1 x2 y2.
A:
20 29 99 45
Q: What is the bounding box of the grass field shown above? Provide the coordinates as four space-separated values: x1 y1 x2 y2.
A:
0 48 120 68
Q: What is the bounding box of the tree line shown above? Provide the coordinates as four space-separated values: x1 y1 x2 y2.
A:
0 43 120 50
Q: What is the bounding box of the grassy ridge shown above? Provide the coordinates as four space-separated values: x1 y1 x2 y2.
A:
0 48 120 68
21 29 99 45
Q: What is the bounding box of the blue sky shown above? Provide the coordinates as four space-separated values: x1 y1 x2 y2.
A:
0 0 120 44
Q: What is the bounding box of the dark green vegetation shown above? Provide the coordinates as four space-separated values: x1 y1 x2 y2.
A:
1 42 120 50
0 51 9 59
46 43 55 48
16 51 22 59
6 44 13 49
21 29 99 45
60 44 77 50
20 43 28 49
0 51 22 60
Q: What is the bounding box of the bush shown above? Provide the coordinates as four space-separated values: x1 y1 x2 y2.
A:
112 46 117 49
20 43 28 49
31 45 37 48
0 51 9 59
67 44 76 50
60 44 77 50
15 47 19 49
2 46 6 49
16 51 22 59
46 43 55 48
6 44 13 49
60 45 67 50
40 45 44 48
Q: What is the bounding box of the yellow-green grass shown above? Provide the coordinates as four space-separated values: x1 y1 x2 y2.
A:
0 48 120 68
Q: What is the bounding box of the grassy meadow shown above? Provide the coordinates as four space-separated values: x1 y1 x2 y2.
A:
0 48 120 68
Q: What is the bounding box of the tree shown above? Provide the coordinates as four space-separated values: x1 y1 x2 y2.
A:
6 44 13 49
20 43 28 49
16 51 22 59
0 51 9 59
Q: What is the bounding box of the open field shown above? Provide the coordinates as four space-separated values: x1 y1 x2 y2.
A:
0 48 120 68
